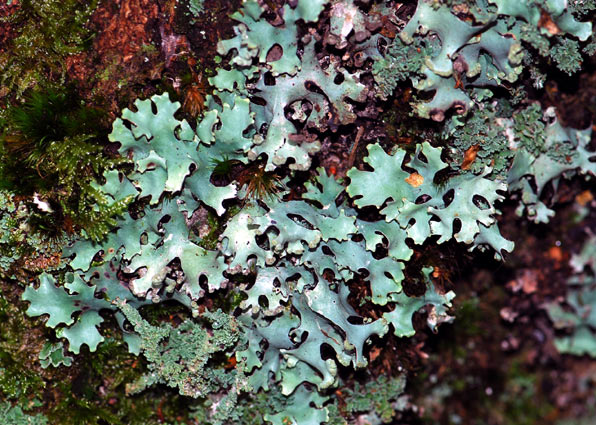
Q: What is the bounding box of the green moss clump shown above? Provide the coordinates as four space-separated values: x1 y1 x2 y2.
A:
0 0 98 103
0 87 130 241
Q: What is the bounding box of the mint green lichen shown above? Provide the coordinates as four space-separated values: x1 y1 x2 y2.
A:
16 0 596 423
347 142 512 256
513 104 547 157
551 39 583 75
443 98 595 226
210 0 369 172
187 0 204 19
339 375 408 424
38 342 73 369
547 235 596 357
372 37 434 100
508 109 595 223
119 302 245 400
0 402 48 425
375 0 593 119
22 87 456 423
444 104 514 176
217 0 327 75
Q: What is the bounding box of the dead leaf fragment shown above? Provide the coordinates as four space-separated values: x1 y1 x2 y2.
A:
461 145 480 170
405 172 424 187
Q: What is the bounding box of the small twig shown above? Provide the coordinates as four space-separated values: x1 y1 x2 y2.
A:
347 126 365 170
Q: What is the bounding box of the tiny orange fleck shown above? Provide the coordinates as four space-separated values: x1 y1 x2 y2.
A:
549 246 564 262
405 172 424 187
225 355 237 370
461 145 480 170
453 73 464 89
576 190 593 206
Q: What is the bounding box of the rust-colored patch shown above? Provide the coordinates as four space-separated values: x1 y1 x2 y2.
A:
94 0 159 58
575 190 594 206
0 1 19 52
66 0 163 116
548 246 564 262
506 269 539 294
224 355 237 370
379 14 398 38
538 9 561 35
461 144 480 170
453 71 464 89
405 172 424 187
62 215 75 235
547 245 568 269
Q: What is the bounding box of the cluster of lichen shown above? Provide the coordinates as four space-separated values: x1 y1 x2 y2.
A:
4 0 596 424
547 235 596 357
0 401 48 425
373 0 595 120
